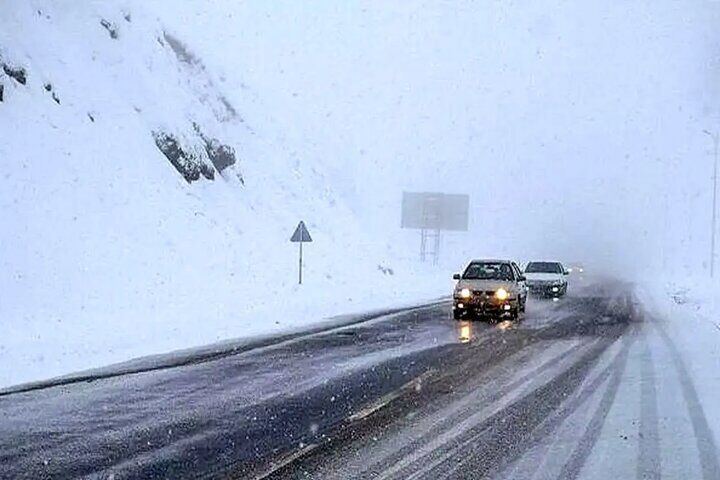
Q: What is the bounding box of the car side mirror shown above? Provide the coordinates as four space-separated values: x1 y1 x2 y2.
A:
518 275 526 282
563 271 569 275
453 273 461 280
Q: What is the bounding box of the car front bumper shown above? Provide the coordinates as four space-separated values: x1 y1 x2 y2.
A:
527 283 566 296
453 296 517 316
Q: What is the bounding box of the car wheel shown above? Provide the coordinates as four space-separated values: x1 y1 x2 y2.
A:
519 298 526 313
453 310 464 320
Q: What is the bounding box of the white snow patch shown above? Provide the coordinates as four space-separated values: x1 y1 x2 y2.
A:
636 278 720 447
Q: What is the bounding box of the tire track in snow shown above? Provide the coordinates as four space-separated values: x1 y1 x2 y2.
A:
435 326 635 480
554 332 631 480
636 338 661 480
368 340 593 480
651 320 720 480
483 324 637 480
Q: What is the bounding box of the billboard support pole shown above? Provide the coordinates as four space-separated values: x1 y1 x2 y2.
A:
401 192 469 265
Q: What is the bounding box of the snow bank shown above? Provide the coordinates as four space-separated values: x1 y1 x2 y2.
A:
639 277 720 334
0 2 451 388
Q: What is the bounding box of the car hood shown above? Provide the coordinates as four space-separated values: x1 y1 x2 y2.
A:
525 272 564 282
456 279 515 291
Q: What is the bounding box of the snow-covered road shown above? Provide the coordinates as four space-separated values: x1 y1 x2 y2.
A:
0 277 718 479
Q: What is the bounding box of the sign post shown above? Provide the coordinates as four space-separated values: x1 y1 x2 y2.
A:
401 192 469 264
290 221 313 284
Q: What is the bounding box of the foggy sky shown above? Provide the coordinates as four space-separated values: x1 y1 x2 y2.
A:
159 0 720 276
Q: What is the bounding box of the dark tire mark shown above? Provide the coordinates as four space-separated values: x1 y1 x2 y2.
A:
555 331 631 480
485 329 637 480
651 320 720 480
637 339 661 480
265 327 552 480
351 340 593 478
435 327 634 480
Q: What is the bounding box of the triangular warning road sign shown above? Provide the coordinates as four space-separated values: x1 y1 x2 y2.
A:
290 221 313 242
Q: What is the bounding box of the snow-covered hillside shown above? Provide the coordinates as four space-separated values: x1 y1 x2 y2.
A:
0 2 448 387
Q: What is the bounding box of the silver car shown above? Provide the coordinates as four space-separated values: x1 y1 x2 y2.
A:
452 259 528 320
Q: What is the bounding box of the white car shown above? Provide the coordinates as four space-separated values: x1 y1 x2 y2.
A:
524 261 568 297
567 263 586 275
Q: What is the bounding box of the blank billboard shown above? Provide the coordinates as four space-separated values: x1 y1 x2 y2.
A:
401 192 469 231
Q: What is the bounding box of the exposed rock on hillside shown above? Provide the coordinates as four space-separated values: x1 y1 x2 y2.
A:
153 131 214 183
193 124 240 181
205 139 238 178
100 19 118 39
44 83 60 104
3 63 26 85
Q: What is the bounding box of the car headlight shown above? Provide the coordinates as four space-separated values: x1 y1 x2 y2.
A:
459 288 471 299
495 288 509 300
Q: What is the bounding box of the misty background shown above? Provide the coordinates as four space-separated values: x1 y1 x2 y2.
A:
159 0 720 274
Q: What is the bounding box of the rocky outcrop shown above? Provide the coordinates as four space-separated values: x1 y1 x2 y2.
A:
100 19 118 39
204 138 236 173
2 64 26 85
192 124 238 174
153 131 214 183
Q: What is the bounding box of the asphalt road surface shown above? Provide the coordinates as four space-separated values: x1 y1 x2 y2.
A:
1 277 718 479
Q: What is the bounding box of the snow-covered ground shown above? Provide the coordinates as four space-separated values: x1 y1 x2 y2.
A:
0 2 455 388
636 277 720 450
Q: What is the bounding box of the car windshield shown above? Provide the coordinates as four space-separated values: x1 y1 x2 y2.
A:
463 262 514 280
525 262 563 274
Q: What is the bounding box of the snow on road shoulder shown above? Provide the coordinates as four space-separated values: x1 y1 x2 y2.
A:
636 278 720 446
0 266 451 390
